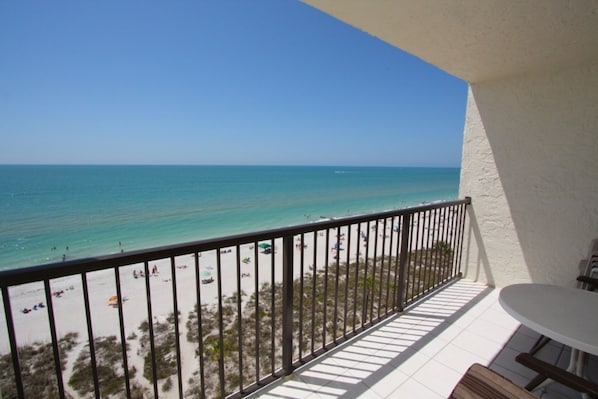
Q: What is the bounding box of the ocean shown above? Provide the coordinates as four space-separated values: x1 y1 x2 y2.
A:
0 165 460 271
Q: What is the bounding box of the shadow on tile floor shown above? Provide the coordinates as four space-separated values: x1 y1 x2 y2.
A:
249 282 494 398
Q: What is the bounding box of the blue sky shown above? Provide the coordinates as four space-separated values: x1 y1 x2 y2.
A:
0 1 468 167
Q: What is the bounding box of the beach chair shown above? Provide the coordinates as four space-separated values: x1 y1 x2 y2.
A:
450 363 598 398
449 364 537 398
516 353 598 397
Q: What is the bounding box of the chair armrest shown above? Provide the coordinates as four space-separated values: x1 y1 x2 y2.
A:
577 275 598 291
449 363 537 398
516 353 598 397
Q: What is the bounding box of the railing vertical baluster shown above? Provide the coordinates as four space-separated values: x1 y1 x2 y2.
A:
193 252 206 399
169 256 184 398
143 262 159 399
282 235 294 375
343 225 351 337
361 221 370 327
215 251 226 397
423 210 434 294
437 209 448 283
432 208 442 287
254 243 260 384
392 216 402 311
456 204 469 273
451 205 460 277
410 212 422 301
353 223 361 331
441 206 452 281
269 239 275 375
2 286 24 398
42 280 66 399
81 272 101 399
377 218 387 319
310 231 318 355
298 234 304 360
454 203 464 277
397 214 411 311
436 208 445 283
385 217 394 315
332 226 340 342
235 246 244 392
439 207 449 281
436 208 445 281
453 204 463 277
429 209 438 288
113 268 130 399
323 229 330 347
455 199 471 275
370 220 379 323
418 211 427 296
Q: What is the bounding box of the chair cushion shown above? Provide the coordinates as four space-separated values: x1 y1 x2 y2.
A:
449 363 537 399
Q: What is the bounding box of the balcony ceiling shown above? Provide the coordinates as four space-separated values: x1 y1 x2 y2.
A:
301 0 598 83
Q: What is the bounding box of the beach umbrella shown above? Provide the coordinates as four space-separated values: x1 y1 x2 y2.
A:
258 243 271 249
200 270 212 278
108 295 118 306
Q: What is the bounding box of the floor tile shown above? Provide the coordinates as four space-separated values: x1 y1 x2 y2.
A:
412 358 463 397
248 280 596 399
390 376 444 398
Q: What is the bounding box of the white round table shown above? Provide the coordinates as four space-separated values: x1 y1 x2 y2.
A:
500 282 598 398
499 283 598 356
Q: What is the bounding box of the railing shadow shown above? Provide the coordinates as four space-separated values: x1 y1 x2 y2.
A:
249 280 494 398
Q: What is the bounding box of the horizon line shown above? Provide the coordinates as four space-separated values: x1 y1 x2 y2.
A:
0 163 462 169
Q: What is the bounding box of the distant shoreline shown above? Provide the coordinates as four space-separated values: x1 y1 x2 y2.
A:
0 165 460 270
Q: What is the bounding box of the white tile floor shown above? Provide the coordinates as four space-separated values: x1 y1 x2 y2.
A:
248 280 596 398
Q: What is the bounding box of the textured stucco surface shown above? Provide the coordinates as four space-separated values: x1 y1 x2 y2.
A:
459 63 598 287
301 0 598 83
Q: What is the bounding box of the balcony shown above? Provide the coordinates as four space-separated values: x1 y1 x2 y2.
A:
1 199 471 398
1 197 594 398
250 279 592 398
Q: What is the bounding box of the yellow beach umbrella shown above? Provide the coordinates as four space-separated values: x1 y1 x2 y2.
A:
108 295 118 306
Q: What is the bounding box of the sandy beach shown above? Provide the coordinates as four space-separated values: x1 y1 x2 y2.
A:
0 213 453 397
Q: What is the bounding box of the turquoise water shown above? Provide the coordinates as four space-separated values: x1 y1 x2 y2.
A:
0 165 460 270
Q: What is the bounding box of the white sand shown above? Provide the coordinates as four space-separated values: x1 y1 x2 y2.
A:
0 215 446 396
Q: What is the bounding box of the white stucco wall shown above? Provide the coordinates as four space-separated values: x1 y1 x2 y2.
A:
459 62 598 287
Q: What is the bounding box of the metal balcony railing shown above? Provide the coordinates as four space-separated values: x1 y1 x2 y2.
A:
0 198 470 399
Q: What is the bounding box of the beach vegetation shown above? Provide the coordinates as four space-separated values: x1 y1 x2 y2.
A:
181 242 455 397
0 333 77 399
68 335 132 398
162 376 172 392
139 313 179 384
0 236 455 399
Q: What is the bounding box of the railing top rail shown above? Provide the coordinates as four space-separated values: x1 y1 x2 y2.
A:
0 198 470 287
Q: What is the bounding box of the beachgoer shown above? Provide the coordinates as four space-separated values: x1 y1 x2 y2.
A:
133 270 138 278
